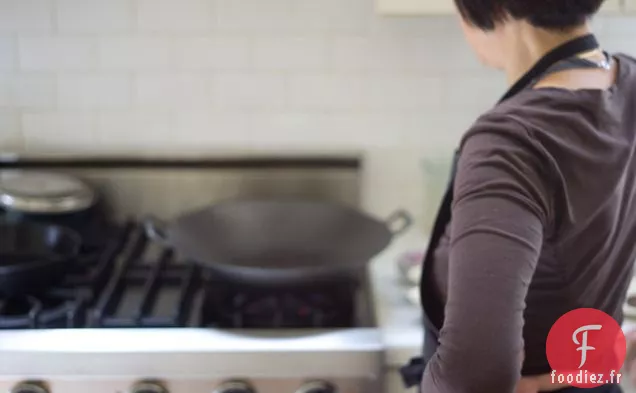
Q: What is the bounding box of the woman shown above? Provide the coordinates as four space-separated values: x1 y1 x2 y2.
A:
401 0 636 392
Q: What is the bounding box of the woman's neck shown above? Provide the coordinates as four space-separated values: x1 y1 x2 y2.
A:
503 23 594 86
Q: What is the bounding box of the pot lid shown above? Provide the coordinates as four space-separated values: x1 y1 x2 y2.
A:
0 170 95 213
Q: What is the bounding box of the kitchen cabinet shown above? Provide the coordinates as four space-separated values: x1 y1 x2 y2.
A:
377 0 624 15
599 0 622 14
376 0 454 16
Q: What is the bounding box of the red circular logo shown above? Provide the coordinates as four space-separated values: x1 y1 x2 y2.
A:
546 308 626 388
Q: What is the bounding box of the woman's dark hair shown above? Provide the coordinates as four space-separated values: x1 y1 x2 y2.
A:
454 0 605 30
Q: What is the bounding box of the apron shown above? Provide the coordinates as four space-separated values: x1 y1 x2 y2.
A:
399 34 617 392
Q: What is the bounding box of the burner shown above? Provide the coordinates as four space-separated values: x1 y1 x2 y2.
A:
201 282 356 329
0 294 85 329
0 221 127 329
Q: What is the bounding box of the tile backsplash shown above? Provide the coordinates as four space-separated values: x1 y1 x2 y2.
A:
0 0 634 155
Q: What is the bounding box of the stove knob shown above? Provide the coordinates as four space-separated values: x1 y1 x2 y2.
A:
295 381 336 393
212 380 255 393
130 380 168 393
11 381 49 393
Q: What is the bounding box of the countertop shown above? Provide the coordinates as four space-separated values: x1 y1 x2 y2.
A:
368 228 427 368
360 150 436 368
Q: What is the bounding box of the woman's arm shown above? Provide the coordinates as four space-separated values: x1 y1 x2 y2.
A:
421 117 553 393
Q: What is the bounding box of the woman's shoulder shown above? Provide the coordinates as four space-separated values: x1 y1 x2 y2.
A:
459 50 636 158
454 110 556 229
461 76 629 157
458 108 540 157
615 52 636 66
456 105 561 204
457 108 554 183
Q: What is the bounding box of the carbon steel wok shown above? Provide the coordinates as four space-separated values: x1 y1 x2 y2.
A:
144 199 412 286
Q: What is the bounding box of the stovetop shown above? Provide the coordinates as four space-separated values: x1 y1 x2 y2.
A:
0 159 384 389
0 220 373 330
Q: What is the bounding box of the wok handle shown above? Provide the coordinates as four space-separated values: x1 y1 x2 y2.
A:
386 209 413 237
142 215 172 248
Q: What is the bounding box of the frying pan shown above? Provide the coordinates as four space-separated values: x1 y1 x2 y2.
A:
144 199 413 287
0 222 81 297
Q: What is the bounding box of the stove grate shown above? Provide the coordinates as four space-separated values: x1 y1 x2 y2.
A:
90 225 199 328
0 220 361 330
0 221 128 329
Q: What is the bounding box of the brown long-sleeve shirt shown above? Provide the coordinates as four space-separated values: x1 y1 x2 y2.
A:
422 53 636 393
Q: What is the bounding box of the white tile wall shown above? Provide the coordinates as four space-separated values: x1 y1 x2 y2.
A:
0 37 16 71
137 0 215 32
58 74 131 108
95 110 173 151
253 37 329 70
56 0 133 33
173 37 251 70
135 73 214 108
0 0 633 155
0 73 56 108
292 0 371 32
22 111 95 151
19 37 94 70
214 0 292 32
364 76 444 109
214 72 286 109
0 109 21 151
97 37 173 70
288 74 366 110
0 0 52 32
173 110 253 147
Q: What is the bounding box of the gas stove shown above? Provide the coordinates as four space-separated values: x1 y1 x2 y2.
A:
0 220 371 330
0 156 383 393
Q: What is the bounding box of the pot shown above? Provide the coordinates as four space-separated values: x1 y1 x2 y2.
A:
0 170 98 231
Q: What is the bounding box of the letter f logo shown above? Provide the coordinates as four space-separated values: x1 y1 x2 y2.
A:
573 325 603 368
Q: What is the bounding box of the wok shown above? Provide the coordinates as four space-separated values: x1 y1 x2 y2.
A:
0 222 81 297
144 199 412 286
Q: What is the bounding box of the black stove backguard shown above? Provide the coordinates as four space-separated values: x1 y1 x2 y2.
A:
0 221 364 330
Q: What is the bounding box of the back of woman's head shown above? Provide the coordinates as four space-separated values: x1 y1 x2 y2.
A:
454 0 606 30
